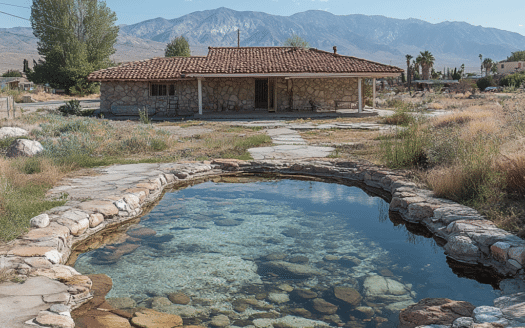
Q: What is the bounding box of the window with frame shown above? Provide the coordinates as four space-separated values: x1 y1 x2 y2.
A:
501 64 505 69
151 84 176 96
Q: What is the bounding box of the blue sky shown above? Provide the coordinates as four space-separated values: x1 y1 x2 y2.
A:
1 0 524 36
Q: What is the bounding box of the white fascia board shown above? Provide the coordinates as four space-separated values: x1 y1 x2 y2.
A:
185 72 401 78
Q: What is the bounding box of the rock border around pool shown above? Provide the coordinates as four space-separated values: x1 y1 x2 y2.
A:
0 159 524 328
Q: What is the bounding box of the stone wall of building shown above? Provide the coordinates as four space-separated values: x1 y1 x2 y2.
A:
202 77 255 111
100 77 359 116
291 78 359 111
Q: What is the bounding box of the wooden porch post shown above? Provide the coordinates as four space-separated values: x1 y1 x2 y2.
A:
372 78 376 110
358 78 362 113
198 78 202 115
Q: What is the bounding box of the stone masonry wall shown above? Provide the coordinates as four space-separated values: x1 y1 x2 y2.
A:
292 78 359 111
100 77 359 116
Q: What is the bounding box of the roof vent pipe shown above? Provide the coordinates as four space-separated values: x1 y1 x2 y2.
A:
333 46 337 54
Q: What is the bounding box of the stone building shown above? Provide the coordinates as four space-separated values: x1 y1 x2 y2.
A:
88 47 403 117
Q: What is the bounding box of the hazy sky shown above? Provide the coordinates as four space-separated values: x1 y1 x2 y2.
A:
1 0 524 36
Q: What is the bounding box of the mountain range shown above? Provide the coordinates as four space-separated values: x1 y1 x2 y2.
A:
2 7 525 74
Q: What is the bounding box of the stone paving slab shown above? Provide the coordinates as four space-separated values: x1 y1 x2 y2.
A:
249 145 335 160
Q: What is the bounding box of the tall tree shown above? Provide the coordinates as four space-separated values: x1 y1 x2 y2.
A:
506 50 525 62
412 59 420 80
483 58 494 76
283 35 309 48
416 50 435 80
165 36 191 57
29 0 118 95
479 54 483 76
405 54 413 92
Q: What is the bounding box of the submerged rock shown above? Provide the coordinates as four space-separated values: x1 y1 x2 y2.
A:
312 298 338 314
333 286 362 306
131 308 183 328
167 292 191 305
268 292 290 304
265 253 287 261
263 261 324 279
399 298 475 328
127 227 157 238
93 243 140 264
363 275 413 303
214 218 242 226
288 255 309 264
210 314 230 327
295 289 318 300
106 297 137 310
254 316 330 328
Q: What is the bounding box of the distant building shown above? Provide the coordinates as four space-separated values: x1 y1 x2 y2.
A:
0 77 33 91
498 61 525 75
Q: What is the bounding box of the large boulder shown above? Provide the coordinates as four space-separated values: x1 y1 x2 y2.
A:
0 127 28 139
6 139 44 158
399 298 476 328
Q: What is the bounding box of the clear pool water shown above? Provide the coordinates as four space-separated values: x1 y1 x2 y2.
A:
74 178 501 327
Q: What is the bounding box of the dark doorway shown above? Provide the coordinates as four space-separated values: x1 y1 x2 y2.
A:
255 79 268 109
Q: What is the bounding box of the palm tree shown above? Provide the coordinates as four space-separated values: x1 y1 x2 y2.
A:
483 58 494 76
479 54 483 76
416 50 435 80
412 59 420 80
406 54 413 92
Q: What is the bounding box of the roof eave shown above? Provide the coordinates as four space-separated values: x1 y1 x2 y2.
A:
185 72 402 78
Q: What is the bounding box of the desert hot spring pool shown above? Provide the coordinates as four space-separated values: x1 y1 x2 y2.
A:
74 177 502 327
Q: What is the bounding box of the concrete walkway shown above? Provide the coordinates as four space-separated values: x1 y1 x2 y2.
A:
248 127 335 160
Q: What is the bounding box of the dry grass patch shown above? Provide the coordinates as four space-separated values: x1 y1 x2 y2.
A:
496 154 525 196
431 108 496 129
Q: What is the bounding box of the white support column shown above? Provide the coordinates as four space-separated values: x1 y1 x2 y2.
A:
358 78 362 113
372 78 376 110
198 78 202 115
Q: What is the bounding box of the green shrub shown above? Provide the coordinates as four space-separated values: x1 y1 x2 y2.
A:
119 137 149 154
380 124 429 168
150 138 168 152
500 72 525 88
381 110 415 126
20 157 43 174
58 100 82 116
476 76 496 91
1 70 22 77
139 108 151 124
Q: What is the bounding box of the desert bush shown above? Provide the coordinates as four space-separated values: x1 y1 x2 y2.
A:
496 154 525 196
139 108 151 124
381 110 415 126
385 98 405 109
380 124 429 168
500 72 525 88
58 100 82 116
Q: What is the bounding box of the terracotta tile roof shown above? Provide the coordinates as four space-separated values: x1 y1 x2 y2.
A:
88 47 402 81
